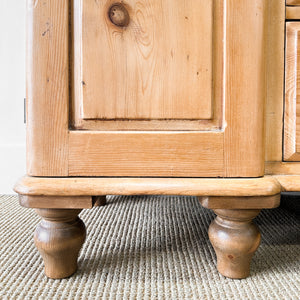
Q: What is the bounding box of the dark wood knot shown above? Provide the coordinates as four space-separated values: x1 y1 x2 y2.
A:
108 3 130 27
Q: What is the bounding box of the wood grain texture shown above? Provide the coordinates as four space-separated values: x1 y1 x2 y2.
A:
284 23 300 161
265 0 285 162
208 209 261 279
199 195 280 209
19 195 93 209
287 0 300 5
25 0 267 179
274 175 300 191
68 131 224 177
14 176 282 197
265 162 300 175
76 0 214 120
286 6 300 19
72 0 225 131
26 0 69 176
34 209 86 279
224 0 266 177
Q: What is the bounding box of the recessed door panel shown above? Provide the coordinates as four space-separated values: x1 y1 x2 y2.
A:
73 0 216 127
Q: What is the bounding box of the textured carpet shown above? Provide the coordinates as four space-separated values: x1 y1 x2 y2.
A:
0 195 299 300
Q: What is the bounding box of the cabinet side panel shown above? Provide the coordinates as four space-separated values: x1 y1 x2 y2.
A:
224 0 266 177
27 0 69 176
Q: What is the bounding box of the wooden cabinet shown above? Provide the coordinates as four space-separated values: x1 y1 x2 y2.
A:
27 0 266 178
15 0 299 280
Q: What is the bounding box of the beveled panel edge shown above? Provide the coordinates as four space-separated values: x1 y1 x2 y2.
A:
71 0 225 131
284 22 300 161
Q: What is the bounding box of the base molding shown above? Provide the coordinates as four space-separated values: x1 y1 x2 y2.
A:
14 175 294 279
199 195 280 209
14 175 282 197
14 176 286 279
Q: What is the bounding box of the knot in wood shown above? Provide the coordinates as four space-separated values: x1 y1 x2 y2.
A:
108 4 130 27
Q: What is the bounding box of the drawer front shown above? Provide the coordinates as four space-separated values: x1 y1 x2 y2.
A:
284 22 300 161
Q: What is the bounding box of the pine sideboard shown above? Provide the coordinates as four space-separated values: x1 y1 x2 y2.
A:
14 0 300 279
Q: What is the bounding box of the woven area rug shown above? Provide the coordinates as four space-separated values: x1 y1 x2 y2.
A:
0 195 299 300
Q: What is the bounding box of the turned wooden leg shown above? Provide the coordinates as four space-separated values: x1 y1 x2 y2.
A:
34 209 86 279
93 195 107 207
209 209 261 279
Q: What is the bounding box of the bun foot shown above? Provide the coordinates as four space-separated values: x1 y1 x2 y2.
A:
34 209 86 279
209 209 261 279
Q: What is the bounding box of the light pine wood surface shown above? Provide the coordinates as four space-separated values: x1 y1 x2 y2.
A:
68 131 224 177
223 0 266 177
287 0 300 5
199 195 280 210
266 162 300 175
286 6 300 19
70 0 266 177
265 0 285 162
26 0 69 176
76 0 214 120
24 0 291 177
72 0 224 131
19 195 93 209
14 176 282 197
275 175 300 191
284 22 300 161
26 0 269 178
19 0 300 281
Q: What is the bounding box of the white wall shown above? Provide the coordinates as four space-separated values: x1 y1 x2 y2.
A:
0 2 26 194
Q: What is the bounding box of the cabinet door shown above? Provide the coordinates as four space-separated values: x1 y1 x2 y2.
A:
27 0 266 177
284 23 300 161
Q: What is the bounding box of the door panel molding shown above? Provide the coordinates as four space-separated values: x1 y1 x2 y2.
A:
71 0 225 131
284 22 300 161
